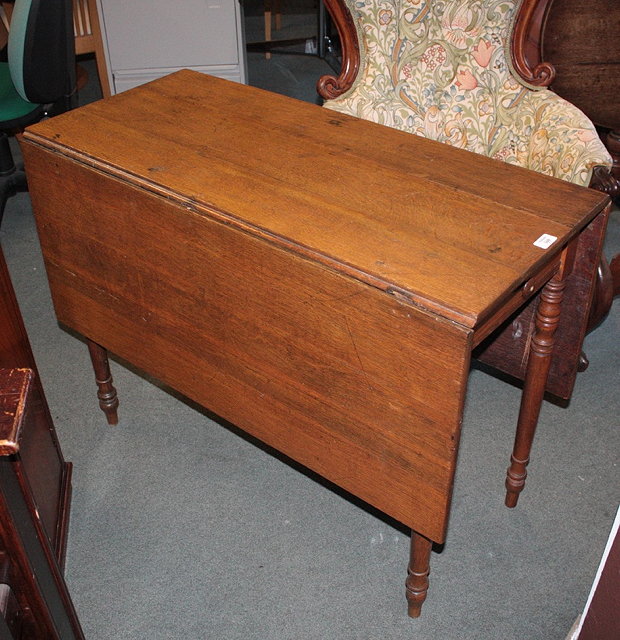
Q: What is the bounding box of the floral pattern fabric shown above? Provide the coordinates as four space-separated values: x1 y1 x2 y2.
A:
325 0 612 186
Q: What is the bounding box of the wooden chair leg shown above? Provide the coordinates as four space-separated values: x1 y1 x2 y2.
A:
274 0 281 30
406 531 432 618
86 339 119 425
264 1 272 60
505 273 566 507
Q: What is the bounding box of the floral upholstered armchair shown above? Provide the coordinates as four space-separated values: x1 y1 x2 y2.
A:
317 0 615 402
318 0 613 188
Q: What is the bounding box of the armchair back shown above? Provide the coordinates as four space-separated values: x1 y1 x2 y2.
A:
319 0 612 186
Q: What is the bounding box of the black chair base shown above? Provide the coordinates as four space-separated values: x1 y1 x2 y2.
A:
0 133 28 228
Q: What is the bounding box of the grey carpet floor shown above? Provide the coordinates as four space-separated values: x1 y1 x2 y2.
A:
0 50 618 639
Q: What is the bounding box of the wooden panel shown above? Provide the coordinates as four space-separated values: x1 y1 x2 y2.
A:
0 368 84 639
544 0 620 129
0 246 70 563
0 250 38 377
23 144 473 543
22 71 608 329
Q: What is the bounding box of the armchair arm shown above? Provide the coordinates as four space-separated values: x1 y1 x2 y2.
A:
514 90 613 187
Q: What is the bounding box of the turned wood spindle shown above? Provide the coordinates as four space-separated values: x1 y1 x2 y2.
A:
505 273 566 507
406 532 433 618
87 339 119 425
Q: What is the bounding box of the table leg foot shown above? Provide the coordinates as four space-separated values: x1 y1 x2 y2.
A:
406 531 432 618
505 273 566 507
87 339 119 425
505 453 527 508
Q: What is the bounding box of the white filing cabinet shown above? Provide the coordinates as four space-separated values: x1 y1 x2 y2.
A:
96 0 247 94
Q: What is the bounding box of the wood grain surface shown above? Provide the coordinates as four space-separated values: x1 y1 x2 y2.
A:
22 144 471 542
19 70 609 544
544 0 620 129
22 70 607 328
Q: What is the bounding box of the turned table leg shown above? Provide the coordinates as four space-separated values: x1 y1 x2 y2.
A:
86 339 119 425
406 531 432 618
505 273 566 507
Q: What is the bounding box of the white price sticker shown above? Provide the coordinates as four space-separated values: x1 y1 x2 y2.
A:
533 233 557 249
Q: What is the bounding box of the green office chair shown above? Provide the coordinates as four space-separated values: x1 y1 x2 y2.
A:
0 0 75 226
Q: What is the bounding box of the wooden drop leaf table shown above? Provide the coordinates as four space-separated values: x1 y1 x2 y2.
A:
19 70 609 617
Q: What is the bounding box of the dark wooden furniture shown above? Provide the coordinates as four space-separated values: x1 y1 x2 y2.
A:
20 70 609 617
542 0 620 307
0 247 83 638
0 245 71 565
0 369 84 639
543 0 620 183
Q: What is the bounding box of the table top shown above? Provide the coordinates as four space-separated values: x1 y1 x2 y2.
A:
23 70 609 327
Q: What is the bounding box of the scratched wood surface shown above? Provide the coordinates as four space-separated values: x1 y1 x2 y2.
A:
23 144 471 542
22 70 607 329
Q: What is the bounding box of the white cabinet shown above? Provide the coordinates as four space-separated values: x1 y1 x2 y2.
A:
96 0 246 94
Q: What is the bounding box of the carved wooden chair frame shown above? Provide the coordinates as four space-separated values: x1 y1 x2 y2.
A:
317 0 616 190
